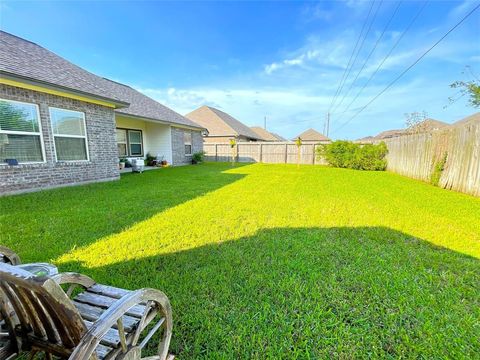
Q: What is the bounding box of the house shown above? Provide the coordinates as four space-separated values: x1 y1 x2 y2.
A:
0 31 204 195
185 105 262 142
293 128 330 143
357 118 452 143
407 118 450 133
452 112 479 127
250 126 285 141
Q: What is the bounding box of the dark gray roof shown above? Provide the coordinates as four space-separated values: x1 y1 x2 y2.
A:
103 79 204 129
0 31 203 129
0 31 126 106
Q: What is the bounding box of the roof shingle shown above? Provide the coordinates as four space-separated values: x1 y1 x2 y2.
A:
293 128 330 142
186 106 262 139
0 31 203 129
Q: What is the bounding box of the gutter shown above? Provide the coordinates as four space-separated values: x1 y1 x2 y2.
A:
115 111 207 132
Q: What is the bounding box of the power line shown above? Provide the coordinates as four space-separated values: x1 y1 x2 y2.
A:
333 1 428 121
331 2 480 135
330 1 382 113
330 0 389 115
327 1 376 113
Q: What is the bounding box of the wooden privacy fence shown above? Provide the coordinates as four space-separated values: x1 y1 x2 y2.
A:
203 142 329 165
377 120 479 197
204 119 479 197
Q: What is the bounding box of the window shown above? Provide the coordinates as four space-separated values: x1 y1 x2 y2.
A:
184 132 192 155
116 129 127 157
128 130 143 156
0 99 44 163
116 128 143 157
49 107 88 161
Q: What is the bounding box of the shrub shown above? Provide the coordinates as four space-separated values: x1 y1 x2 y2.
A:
318 141 388 171
430 152 448 186
192 151 206 163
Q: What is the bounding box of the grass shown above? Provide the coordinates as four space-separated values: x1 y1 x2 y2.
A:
0 162 479 359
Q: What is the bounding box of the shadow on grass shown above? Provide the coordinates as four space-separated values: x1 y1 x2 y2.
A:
62 226 479 359
0 163 247 263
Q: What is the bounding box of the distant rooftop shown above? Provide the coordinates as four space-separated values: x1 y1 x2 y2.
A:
186 106 262 139
250 126 285 141
293 128 330 142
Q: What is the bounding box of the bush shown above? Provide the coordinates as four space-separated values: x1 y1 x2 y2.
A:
430 152 448 186
192 151 206 163
318 141 388 171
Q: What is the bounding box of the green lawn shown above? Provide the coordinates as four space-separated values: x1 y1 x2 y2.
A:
1 163 479 359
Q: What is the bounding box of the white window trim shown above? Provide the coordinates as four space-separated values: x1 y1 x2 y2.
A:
184 132 192 156
49 107 89 162
0 98 46 165
116 128 128 157
128 129 143 157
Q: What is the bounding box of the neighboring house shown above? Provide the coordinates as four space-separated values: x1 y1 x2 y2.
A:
452 112 479 127
185 105 262 142
407 118 450 133
250 126 285 141
0 31 204 195
358 118 452 143
293 128 330 143
374 129 406 140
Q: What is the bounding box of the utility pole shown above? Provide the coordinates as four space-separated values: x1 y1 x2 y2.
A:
325 112 330 137
264 116 267 130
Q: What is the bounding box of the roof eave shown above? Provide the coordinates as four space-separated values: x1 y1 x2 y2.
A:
115 111 206 131
0 71 129 109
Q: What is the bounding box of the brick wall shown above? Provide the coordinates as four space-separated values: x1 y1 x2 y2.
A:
0 84 119 195
171 127 203 165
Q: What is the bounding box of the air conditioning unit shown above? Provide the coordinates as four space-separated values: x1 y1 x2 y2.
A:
131 158 144 173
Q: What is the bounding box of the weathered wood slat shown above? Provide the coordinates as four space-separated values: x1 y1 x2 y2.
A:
73 301 138 332
95 343 113 359
74 292 146 318
87 284 131 299
84 320 121 348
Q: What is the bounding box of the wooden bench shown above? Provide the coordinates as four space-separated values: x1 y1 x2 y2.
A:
0 263 173 359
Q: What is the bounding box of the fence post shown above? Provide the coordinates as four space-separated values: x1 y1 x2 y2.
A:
312 144 315 164
284 143 288 163
236 143 239 162
215 144 218 162
260 143 263 163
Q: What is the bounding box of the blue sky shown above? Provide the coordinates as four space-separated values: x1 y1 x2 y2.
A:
1 0 479 139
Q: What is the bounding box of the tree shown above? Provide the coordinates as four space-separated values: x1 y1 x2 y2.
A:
449 66 480 108
404 111 428 134
295 137 302 168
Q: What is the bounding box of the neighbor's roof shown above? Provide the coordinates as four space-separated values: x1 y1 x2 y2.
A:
375 129 405 139
294 128 330 141
452 112 479 127
250 126 285 141
186 106 262 139
410 118 450 132
102 79 204 129
271 132 287 141
0 31 127 107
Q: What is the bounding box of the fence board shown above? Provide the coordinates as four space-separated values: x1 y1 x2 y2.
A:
377 120 479 196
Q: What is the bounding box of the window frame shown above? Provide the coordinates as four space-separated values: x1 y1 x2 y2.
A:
184 131 192 156
116 128 128 157
49 106 89 162
0 98 46 165
128 129 144 157
116 127 144 157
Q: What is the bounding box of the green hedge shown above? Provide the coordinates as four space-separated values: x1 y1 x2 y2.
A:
317 140 388 171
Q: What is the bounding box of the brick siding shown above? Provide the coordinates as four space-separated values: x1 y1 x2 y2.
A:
0 84 119 195
171 127 203 165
